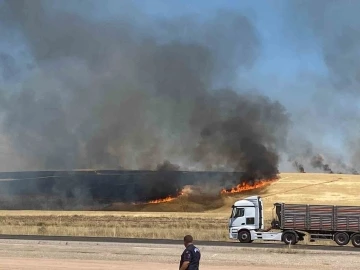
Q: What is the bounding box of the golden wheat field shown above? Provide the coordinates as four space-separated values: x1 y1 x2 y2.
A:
0 172 359 241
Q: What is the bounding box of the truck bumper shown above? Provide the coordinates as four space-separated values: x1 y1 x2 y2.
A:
229 227 238 240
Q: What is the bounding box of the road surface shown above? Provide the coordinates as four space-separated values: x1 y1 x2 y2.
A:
0 234 359 252
0 237 359 269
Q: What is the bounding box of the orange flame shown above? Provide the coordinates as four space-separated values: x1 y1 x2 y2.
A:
146 190 185 204
148 195 176 204
220 178 277 194
140 178 277 204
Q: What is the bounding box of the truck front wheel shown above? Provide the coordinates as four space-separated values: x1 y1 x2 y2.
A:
238 230 252 243
282 231 298 245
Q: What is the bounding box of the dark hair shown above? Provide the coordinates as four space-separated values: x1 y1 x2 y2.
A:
184 235 193 244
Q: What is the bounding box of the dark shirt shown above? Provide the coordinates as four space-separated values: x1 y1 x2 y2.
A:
179 244 201 270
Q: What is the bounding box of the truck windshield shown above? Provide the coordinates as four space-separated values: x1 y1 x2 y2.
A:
230 207 244 218
230 207 236 218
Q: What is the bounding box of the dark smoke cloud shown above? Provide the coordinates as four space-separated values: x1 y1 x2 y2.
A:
138 160 182 202
194 89 289 181
285 134 357 174
156 160 180 171
310 154 333 174
0 0 290 186
292 161 305 173
6 1 360 209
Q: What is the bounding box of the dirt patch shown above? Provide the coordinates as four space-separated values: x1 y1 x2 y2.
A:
0 257 296 270
0 240 358 270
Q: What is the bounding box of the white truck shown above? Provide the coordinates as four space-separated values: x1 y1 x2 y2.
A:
228 195 360 247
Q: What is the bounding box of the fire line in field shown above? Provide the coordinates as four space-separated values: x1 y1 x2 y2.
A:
139 178 278 204
148 195 176 204
220 178 278 194
147 190 185 204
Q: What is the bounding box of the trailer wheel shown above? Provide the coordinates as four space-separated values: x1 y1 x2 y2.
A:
282 231 298 245
351 233 360 248
334 232 350 246
238 230 252 243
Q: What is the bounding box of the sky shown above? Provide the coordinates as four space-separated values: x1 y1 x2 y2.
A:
1 0 359 173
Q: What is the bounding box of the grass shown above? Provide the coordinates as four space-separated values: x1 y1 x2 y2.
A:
1 172 360 242
0 212 229 240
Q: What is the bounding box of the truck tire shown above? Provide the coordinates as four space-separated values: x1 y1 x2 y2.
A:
334 232 350 246
351 233 360 248
238 230 252 243
282 231 298 245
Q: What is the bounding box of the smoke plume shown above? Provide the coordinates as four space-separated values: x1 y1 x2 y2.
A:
137 160 182 202
0 0 290 184
310 154 333 174
293 161 305 173
4 1 360 209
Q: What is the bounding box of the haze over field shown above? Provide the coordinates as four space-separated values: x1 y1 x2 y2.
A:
0 0 360 178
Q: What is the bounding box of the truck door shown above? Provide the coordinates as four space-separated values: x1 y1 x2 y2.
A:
229 207 246 227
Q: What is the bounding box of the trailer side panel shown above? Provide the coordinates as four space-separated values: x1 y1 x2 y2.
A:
335 206 360 232
282 204 308 230
308 205 334 231
280 203 360 232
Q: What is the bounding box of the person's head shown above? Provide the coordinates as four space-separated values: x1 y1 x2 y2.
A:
183 235 193 247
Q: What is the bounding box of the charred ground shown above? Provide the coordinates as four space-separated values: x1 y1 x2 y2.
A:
0 169 258 210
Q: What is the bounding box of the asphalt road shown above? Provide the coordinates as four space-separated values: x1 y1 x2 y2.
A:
0 234 359 252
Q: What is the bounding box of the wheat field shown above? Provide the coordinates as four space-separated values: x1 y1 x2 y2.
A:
0 172 359 241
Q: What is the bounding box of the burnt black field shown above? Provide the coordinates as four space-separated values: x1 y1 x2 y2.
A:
0 170 243 210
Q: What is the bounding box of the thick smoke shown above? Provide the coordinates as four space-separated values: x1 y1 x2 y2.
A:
285 132 357 174
193 90 289 181
4 1 360 209
138 160 182 202
310 154 333 174
293 161 305 173
0 0 290 184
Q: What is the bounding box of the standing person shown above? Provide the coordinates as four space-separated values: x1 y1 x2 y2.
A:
179 235 201 270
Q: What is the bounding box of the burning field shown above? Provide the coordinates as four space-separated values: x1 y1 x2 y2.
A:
0 0 290 210
0 173 359 242
1 1 359 216
0 169 278 211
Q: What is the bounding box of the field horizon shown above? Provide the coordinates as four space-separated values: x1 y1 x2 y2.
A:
1 172 359 242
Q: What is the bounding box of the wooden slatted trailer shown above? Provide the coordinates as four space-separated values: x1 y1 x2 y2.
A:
274 202 360 247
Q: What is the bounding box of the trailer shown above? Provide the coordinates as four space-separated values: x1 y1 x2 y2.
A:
228 195 360 247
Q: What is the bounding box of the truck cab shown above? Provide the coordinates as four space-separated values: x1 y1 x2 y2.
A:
228 195 283 243
229 196 263 239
